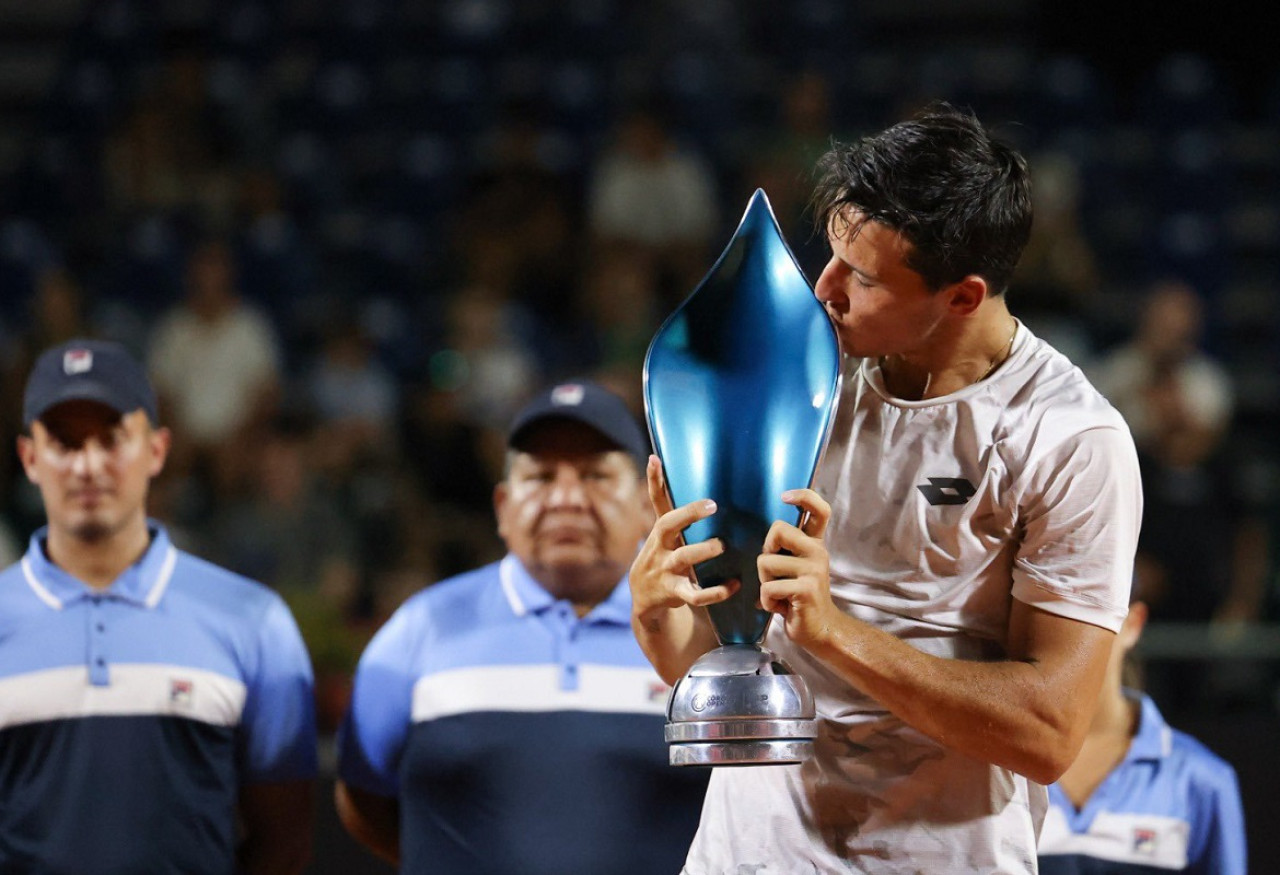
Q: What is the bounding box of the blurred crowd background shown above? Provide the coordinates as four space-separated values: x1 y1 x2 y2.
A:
0 0 1277 744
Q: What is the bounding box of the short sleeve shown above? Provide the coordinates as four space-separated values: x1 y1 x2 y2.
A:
337 602 422 797
239 595 319 782
1011 425 1143 632
1189 758 1247 875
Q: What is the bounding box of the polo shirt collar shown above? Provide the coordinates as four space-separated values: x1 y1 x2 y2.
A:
499 553 632 624
1124 689 1173 762
21 522 177 610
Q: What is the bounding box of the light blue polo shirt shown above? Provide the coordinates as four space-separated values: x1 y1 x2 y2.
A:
0 523 317 874
1039 692 1246 874
339 554 709 875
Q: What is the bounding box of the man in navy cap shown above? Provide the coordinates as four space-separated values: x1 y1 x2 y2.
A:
336 380 709 874
0 339 317 874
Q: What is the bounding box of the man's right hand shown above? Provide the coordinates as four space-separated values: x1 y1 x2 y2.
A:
629 455 738 621
628 455 736 682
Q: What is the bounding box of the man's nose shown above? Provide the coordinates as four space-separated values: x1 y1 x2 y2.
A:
813 259 844 306
69 440 109 476
546 467 588 506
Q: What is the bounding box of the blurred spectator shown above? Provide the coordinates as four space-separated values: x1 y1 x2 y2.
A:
434 286 540 438
102 42 236 225
1089 280 1240 621
306 317 400 458
1090 279 1232 462
456 103 581 325
210 414 359 603
1010 150 1102 362
233 167 318 337
578 248 663 410
740 68 838 280
392 285 540 579
148 237 282 490
19 266 90 351
208 413 364 733
397 376 505 580
587 99 719 307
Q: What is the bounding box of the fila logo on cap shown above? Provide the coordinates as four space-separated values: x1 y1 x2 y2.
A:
63 349 93 375
550 383 585 406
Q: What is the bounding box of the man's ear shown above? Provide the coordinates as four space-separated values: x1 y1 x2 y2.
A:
148 426 172 479
1119 600 1149 651
944 275 989 317
493 481 510 539
16 435 37 485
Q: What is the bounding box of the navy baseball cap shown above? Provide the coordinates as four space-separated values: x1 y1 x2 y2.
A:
23 338 158 428
508 380 650 465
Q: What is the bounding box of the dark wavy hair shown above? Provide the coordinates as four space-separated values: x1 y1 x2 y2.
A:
811 103 1032 295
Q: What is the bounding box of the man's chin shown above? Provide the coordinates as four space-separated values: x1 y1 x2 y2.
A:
67 518 117 543
535 545 600 572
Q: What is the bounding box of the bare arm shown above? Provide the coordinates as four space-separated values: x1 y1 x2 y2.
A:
334 780 401 866
628 455 735 684
238 780 314 875
1214 514 1269 625
758 489 1115 785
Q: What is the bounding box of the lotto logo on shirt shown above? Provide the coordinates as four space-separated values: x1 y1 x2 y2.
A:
170 678 194 707
1133 827 1157 855
917 477 977 506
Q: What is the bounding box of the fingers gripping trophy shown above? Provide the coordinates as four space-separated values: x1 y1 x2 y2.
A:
644 190 840 766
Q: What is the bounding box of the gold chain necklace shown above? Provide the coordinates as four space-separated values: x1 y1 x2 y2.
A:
978 321 1018 382
880 321 1018 399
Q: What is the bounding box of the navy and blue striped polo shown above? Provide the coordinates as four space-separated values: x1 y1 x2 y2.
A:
339 554 709 875
1039 693 1246 874
0 524 317 874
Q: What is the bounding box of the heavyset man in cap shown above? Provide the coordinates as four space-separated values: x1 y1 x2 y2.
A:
0 339 317 874
336 380 709 874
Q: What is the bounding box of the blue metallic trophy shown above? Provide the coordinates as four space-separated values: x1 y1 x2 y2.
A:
644 189 840 765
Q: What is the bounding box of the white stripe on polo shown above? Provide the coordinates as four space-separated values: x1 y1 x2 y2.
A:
412 664 669 723
1039 804 1190 869
21 556 62 610
0 663 247 730
143 545 178 607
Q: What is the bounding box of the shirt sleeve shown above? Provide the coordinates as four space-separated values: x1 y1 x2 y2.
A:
239 594 319 782
1011 424 1143 632
337 601 422 797
1189 758 1247 875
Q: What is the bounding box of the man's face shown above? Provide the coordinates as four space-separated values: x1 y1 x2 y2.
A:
812 211 951 359
495 420 651 606
18 401 169 544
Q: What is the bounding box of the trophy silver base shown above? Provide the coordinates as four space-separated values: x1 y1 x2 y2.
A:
665 644 817 766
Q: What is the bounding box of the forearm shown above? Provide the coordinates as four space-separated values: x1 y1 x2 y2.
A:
807 612 1107 784
632 603 720 686
334 780 401 866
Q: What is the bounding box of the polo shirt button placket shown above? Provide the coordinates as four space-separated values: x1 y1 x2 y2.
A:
557 604 581 692
88 595 110 687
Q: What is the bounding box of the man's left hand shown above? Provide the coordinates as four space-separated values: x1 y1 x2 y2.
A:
757 488 841 650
